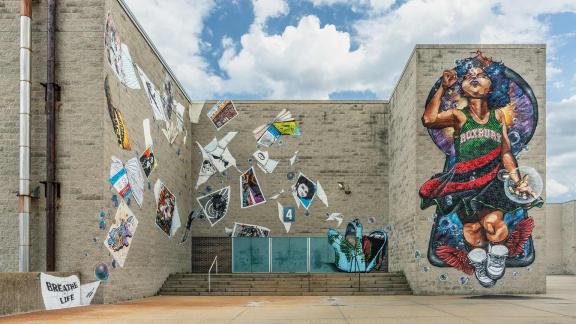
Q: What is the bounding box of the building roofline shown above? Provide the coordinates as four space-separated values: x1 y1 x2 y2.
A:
203 100 389 104
109 7 548 105
116 0 193 104
414 44 546 49
547 199 576 205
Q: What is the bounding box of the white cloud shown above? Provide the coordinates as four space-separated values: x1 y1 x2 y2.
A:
125 0 576 102
253 0 289 26
309 0 396 13
547 179 570 198
547 95 576 201
547 63 562 81
215 0 576 99
123 0 222 98
219 15 366 98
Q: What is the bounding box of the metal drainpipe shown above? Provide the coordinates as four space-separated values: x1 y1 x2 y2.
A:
19 0 32 272
46 0 57 272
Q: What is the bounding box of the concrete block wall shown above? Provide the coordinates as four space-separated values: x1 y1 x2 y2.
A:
0 0 192 304
0 0 107 274
0 272 78 316
547 203 564 274
0 0 23 272
190 101 389 237
561 201 576 274
547 200 576 274
94 0 192 303
390 45 547 294
387 50 418 287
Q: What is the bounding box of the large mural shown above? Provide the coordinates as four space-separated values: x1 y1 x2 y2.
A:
420 51 543 288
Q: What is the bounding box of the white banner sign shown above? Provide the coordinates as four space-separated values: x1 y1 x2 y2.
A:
80 281 101 306
40 273 101 310
40 273 81 310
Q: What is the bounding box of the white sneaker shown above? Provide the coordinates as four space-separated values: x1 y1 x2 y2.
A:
486 244 508 280
468 248 495 288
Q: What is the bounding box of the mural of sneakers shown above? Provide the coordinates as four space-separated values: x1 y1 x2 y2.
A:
467 248 496 288
486 244 509 280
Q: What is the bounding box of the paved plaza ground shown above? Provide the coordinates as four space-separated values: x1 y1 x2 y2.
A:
2 276 576 323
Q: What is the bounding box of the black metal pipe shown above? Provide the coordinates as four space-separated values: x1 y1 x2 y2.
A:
46 0 56 272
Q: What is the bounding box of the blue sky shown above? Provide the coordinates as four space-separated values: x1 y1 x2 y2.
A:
125 0 576 203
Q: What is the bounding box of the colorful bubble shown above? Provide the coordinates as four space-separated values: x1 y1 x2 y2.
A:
504 166 543 204
94 263 109 281
497 169 510 181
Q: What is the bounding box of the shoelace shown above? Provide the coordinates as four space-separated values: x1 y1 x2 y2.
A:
489 255 506 267
475 264 490 279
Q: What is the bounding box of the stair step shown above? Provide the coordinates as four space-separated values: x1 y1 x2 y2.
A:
158 272 412 296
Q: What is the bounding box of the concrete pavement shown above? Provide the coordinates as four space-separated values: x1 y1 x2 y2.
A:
2 275 575 323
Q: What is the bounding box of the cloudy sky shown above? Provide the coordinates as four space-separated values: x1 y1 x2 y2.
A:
124 0 576 203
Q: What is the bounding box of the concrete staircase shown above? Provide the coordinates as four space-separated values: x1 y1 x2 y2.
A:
158 272 412 296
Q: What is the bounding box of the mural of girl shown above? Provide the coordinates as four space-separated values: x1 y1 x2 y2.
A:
420 51 543 288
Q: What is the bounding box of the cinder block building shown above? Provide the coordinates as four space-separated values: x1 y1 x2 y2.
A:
1 0 557 305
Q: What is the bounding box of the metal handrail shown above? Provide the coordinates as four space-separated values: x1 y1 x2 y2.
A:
208 256 218 292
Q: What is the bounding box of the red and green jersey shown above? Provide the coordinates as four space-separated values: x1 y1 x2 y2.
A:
419 107 504 199
454 108 502 162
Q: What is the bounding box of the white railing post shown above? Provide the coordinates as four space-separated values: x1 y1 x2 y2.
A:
208 255 218 293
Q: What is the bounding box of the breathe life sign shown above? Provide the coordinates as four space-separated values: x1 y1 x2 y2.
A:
40 273 100 310
40 273 81 309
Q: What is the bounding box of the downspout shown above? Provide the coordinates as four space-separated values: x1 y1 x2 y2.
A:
46 0 57 272
19 0 32 272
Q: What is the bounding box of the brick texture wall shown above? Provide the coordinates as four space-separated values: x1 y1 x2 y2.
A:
189 101 390 238
0 0 107 274
96 0 192 303
547 201 576 274
0 0 192 304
